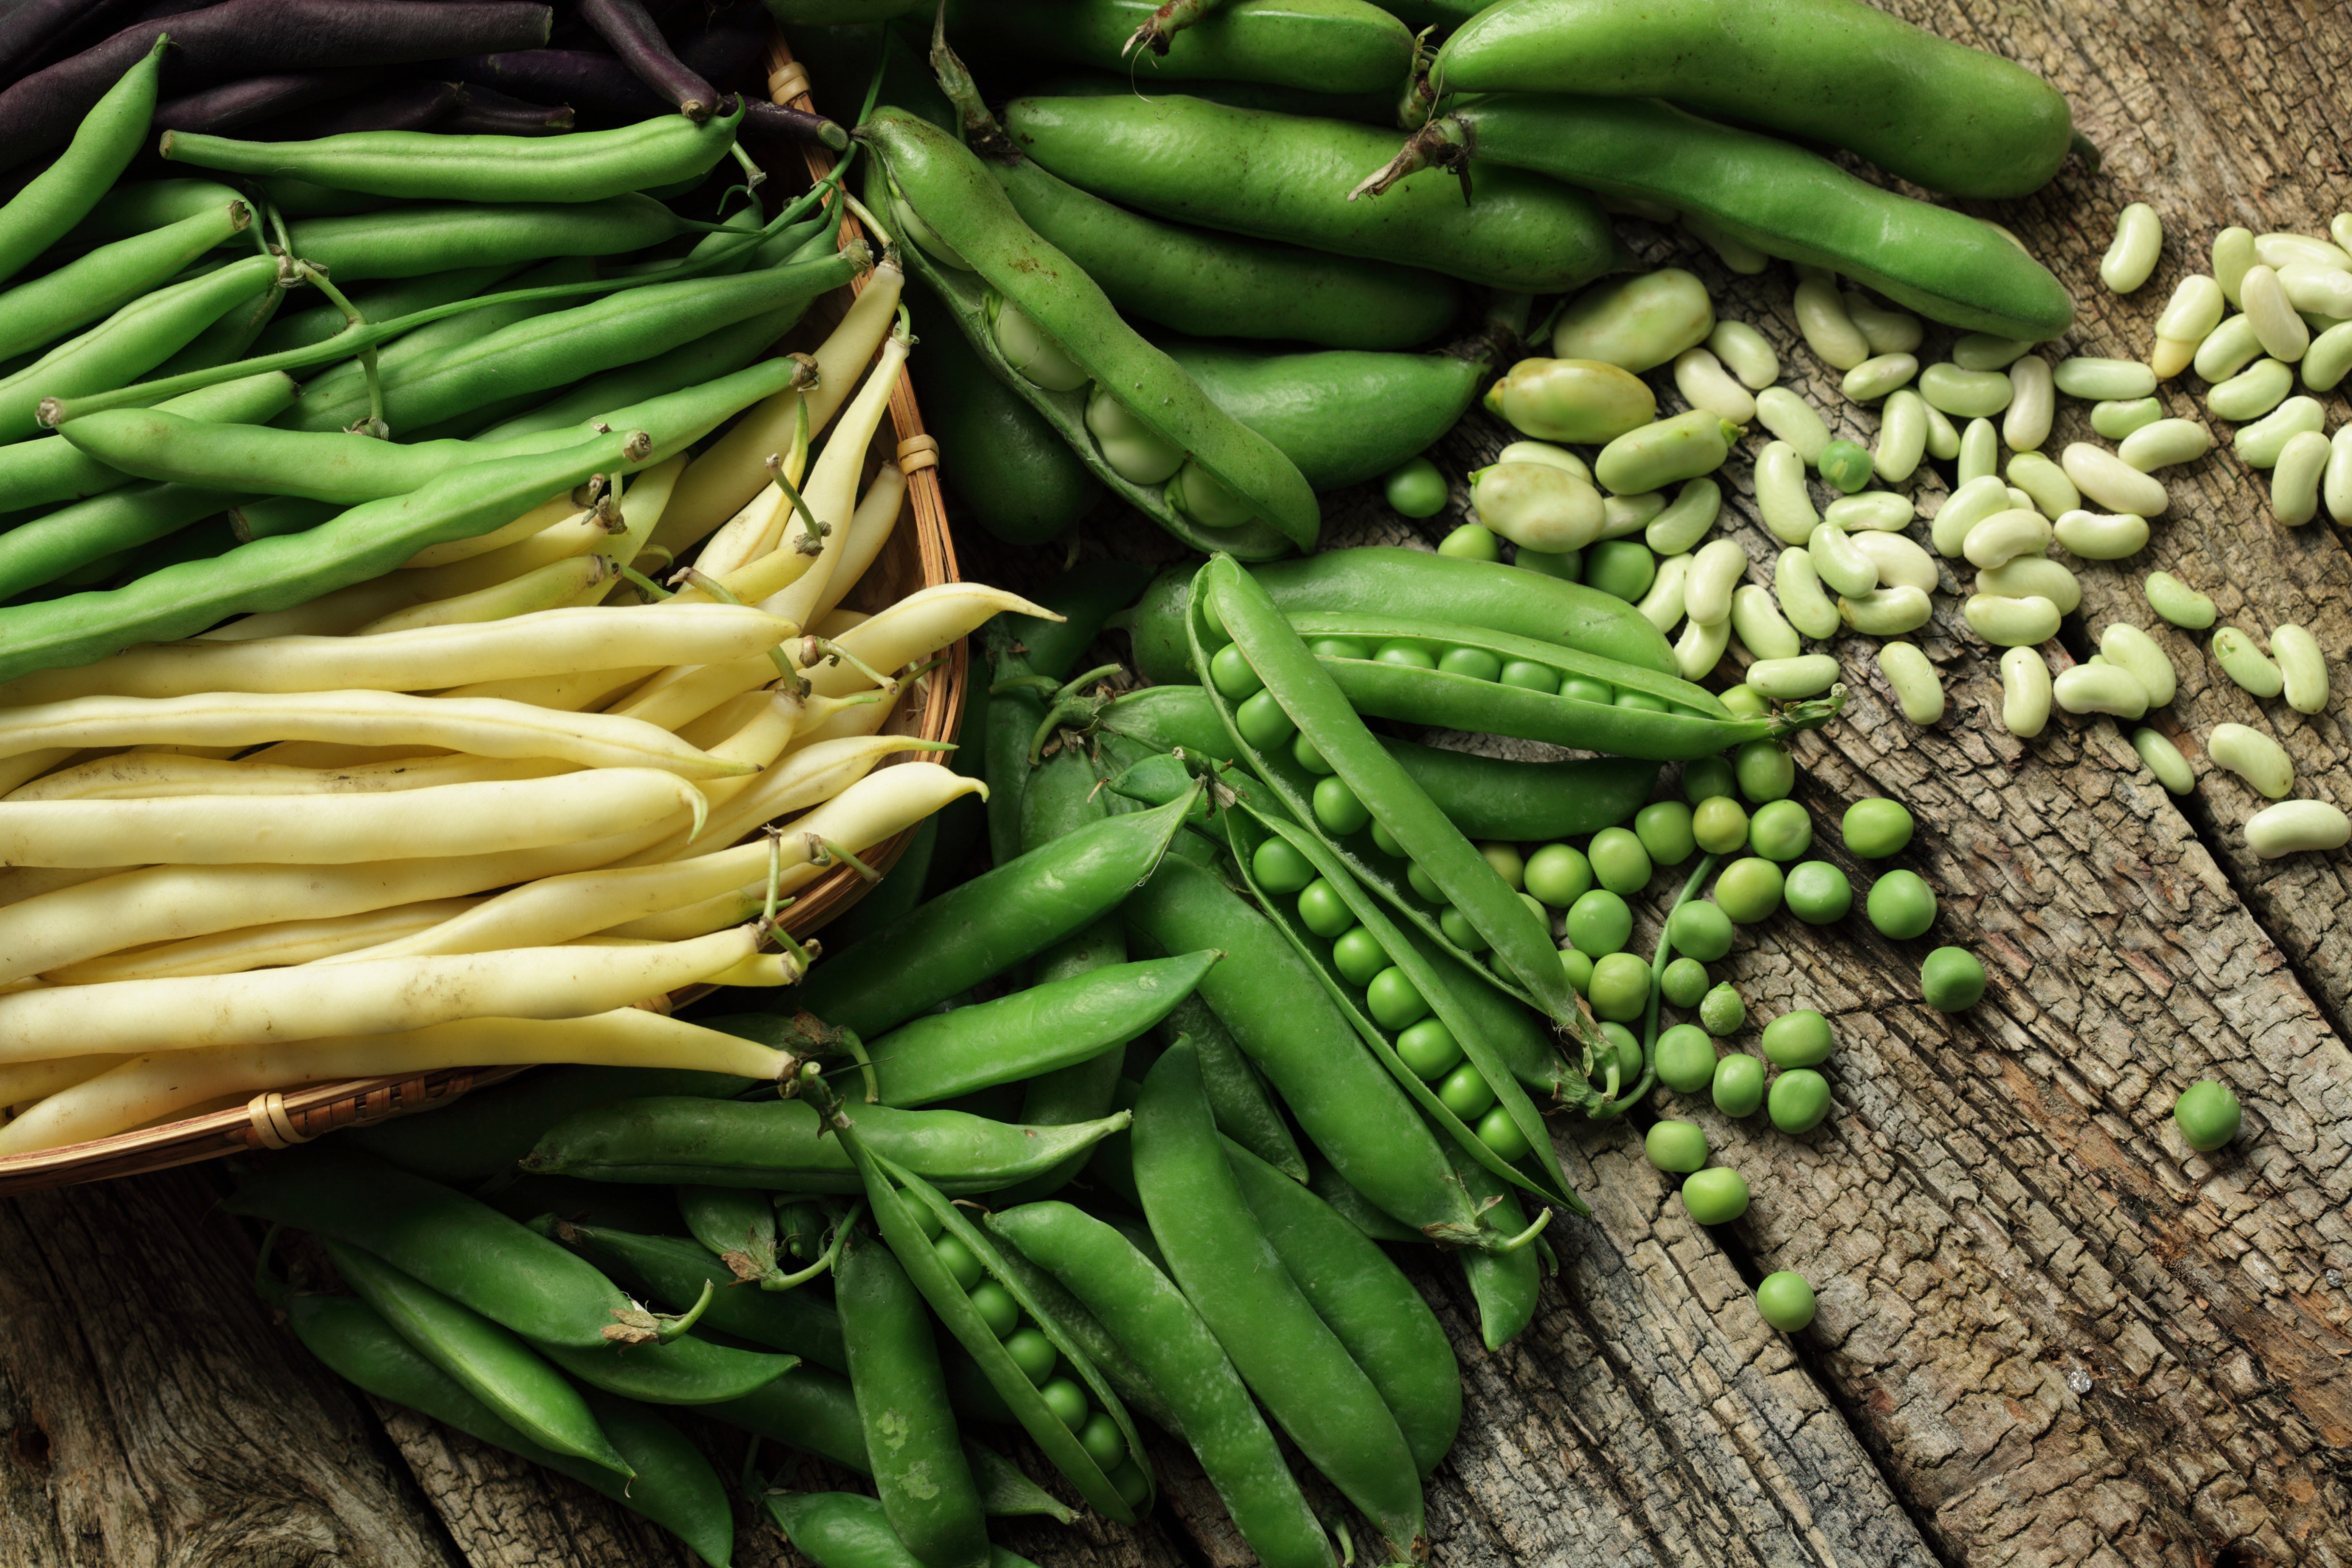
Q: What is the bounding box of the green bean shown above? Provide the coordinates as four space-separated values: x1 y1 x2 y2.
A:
0 37 169 283
970 0 1412 92
286 195 685 283
0 370 294 519
0 481 234 600
0 200 250 364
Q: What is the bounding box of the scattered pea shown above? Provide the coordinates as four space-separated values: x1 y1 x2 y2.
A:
1712 1053 1766 1117
1683 756 1737 805
1748 800 1813 863
1841 800 1914 859
1865 868 1937 939
1332 926 1389 987
2208 721 2293 799
1312 777 1372 836
1660 956 1710 1009
1713 859 1784 925
1999 646 2053 737
1692 795 1749 855
1768 1069 1833 1134
1585 539 1658 601
2245 798 2350 859
1761 1010 1834 1068
2098 202 2162 293
1680 1167 1751 1224
1559 947 1594 995
1436 1063 1496 1119
2171 1080 2241 1152
1476 1104 1532 1160
1385 455 1448 517
1735 740 1795 805
1644 1119 1710 1172
1920 946 1987 1012
1782 860 1853 925
1565 888 1633 955
1667 899 1735 963
2210 625 2284 698
1594 1022 1640 1083
2130 727 2196 795
1654 1024 1716 1094
1635 801 1697 867
1588 951 1654 1022
1587 826 1652 895
1439 523 1502 561
1754 1272 1817 1331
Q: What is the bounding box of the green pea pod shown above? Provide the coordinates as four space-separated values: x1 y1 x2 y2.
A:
524 1096 1134 1195
1382 737 1658 841
867 952 1221 1107
957 0 1412 94
0 35 168 284
1133 1040 1426 1559
1002 92 1614 294
0 369 296 519
532 1332 797 1405
1149 988 1308 1181
347 1061 759 1184
285 195 688 283
988 1200 1339 1568
548 1221 848 1371
323 1238 634 1475
1123 546 1679 685
1306 1156 1427 1245
0 200 250 362
860 107 1318 556
983 624 1048 870
1362 95 2073 339
1162 337 1492 491
677 1184 780 1280
973 1223 1183 1437
160 106 747 204
766 1490 1042 1568
1429 0 2076 200
1446 1141 1542 1352
791 790 1198 1038
1223 1139 1462 1477
287 1294 732 1568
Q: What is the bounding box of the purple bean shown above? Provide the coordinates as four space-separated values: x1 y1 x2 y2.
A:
0 0 145 87
577 0 714 120
153 69 377 134
740 96 848 152
437 82 573 135
437 47 668 125
0 0 551 173
268 78 464 138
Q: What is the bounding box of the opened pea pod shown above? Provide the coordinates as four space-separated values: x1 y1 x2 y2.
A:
858 106 1317 557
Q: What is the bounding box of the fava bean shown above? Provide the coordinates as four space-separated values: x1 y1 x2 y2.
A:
2131 727 2195 794
2152 276 2225 378
1746 654 1841 700
2005 451 2080 518
1774 549 1841 640
1470 462 1605 553
1637 553 1693 633
1794 278 1869 370
1485 356 1657 443
2004 356 2053 451
2100 623 2176 706
2143 571 2216 629
1953 334 2034 371
1962 508 2052 569
2209 721 2293 798
2274 430 2331 525
1675 616 1729 681
2061 443 2169 516
1840 585 1932 636
1930 474 2014 558
1825 491 1912 533
1956 416 1999 485
2239 265 2309 361
2053 509 2148 560
1976 555 2081 615
1595 410 1743 496
1553 269 1715 373
2099 203 2161 293
1673 347 1756 423
2234 396 2323 468
2092 397 2164 439
1844 293 1924 356
1729 585 1801 662
1708 321 1779 389
1919 362 2013 418
1999 646 2052 737
1964 593 2061 647
1872 388 1928 484
1877 642 1944 724
2246 799 2350 859
1848 531 1938 595
2193 314 2264 382
2211 625 2285 697
1600 490 1666 540
1841 352 1917 402
2272 623 2328 713
1754 389 1830 464
2208 357 2292 422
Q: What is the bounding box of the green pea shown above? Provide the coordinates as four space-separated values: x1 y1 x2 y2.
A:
1234 688 1295 749
1312 777 1370 836
1712 1053 1766 1116
1865 868 1937 939
1515 546 1582 581
1208 643 1262 700
909 1202 948 1241
1499 658 1561 693
2172 1080 2241 1152
1387 455 1448 517
1439 522 1501 560
1559 947 1594 995
1374 638 1436 670
933 1233 985 1291
1698 981 1747 1036
1109 1460 1150 1510
1004 1325 1058 1384
1714 858 1784 924
1748 799 1813 862
1250 837 1316 895
1365 967 1431 1030
1841 798 1914 858
1565 889 1633 955
1438 644 1503 681
1596 1021 1642 1082
1437 1063 1496 1119
1308 636 1368 661
1614 690 1668 713
1396 1017 1464 1079
1683 756 1737 803
1438 907 1489 951
1718 684 1768 719
1817 439 1874 493
1660 955 1710 1009
1680 1168 1751 1225
1588 951 1653 1022
1560 674 1615 705
1077 1411 1128 1472
1038 1376 1090 1430
1760 1010 1833 1067
1782 860 1852 924
1755 1272 1817 1331
1369 820 1404 857
1767 1069 1832 1133
1296 878 1354 937
1525 843 1594 907
1734 739 1795 803
1291 731 1335 775
1633 801 1696 866
1587 826 1654 894
1331 925 1388 986
1584 539 1658 601
1654 1023 1717 1093
968 1280 1019 1338
1644 1119 1710 1172
1478 841 1526 890
1405 862 1445 903
1920 945 1986 1011
1692 796 1749 855
1477 1104 1533 1160
1666 899 1735 962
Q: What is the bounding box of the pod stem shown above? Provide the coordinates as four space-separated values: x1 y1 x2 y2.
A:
1768 685 1849 740
763 1198 863 1290
928 13 1019 164
1486 1204 1552 1254
1348 113 1474 204
1122 0 1218 58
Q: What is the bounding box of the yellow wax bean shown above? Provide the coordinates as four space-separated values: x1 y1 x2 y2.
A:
767 327 914 632
617 732 943 866
0 1055 125 1114
399 494 577 570
813 462 909 625
600 883 766 941
697 403 814 581
45 901 477 985
0 748 76 797
442 665 663 713
354 553 612 636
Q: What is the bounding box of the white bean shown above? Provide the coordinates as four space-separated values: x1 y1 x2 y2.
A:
2099 203 2162 293
2279 262 2352 319
1962 508 2054 569
2324 426 2352 524
1754 388 1830 462
1823 491 1913 531
2061 443 2171 516
2099 623 2177 706
1843 292 1924 356
2208 721 2293 799
1744 654 1841 700
2003 356 2054 451
2246 800 2351 859
2212 227 2256 306
1754 440 1821 544
2052 663 2149 719
2192 314 2264 381
1729 584 1801 661
1920 400 1961 461
2118 418 2213 473
1774 549 1841 640
1874 388 1929 484
2131 728 2196 794
1963 593 2061 647
1808 520 1879 597
1675 615 1731 681
2255 232 2352 271
2006 451 2081 518
1682 538 1748 626
2272 622 2329 713
1673 346 1757 423
1793 278 1870 370
1928 474 2017 558
2053 509 2150 560
1999 647 2052 737
2151 276 2225 378
1840 585 1932 636
1848 531 1939 594
1706 320 1779 389
1841 352 1918 403
1976 556 2081 615
1636 553 1694 633
1956 417 1999 485
2234 396 2324 468
2274 430 2332 526
1876 642 1944 725
2240 264 2311 361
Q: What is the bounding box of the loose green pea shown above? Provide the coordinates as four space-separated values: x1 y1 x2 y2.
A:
1515 546 1582 581
1500 658 1560 694
1234 688 1296 749
1841 798 1914 858
1645 1119 1710 1173
1667 899 1735 963
1397 1016 1465 1079
1332 926 1388 987
1635 801 1697 867
1817 439 1874 493
1588 826 1653 895
1735 739 1795 804
1438 644 1503 682
1692 795 1749 855
1312 777 1371 836
1296 878 1354 938
1589 951 1654 1022
1760 1010 1834 1068
1439 523 1501 561
1782 860 1853 925
1566 889 1633 955
2090 397 2164 439
969 1280 1020 1339
2172 1080 2241 1152
1251 837 1316 895
1683 756 1737 804
2130 727 2196 795
1525 843 1593 907
1768 1069 1832 1133
1865 869 1937 939
1920 945 1987 1011
1595 1021 1640 1082
1559 947 1594 996
1654 1024 1717 1094
1208 643 1262 700
1680 1168 1751 1225
1660 956 1710 1009
2143 571 2215 629
1748 799 1813 862
1698 981 1748 1036
1385 455 1448 517
1438 1064 1496 1119
1584 539 1658 601
1712 1053 1766 1117
1755 1272 1817 1331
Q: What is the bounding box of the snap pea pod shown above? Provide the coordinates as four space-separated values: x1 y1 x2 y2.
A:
988 1200 1338 1568
975 1222 1183 1436
956 0 1412 94
1446 1141 1542 1351
861 106 1317 555
0 35 168 284
1360 95 2073 339
531 1328 797 1406
1002 93 1615 294
287 1294 732 1568
676 1185 782 1280
0 370 296 518
1431 0 2077 200
1307 1156 1426 1244
0 200 249 361
1163 338 1491 491
766 1490 1042 1568
1148 988 1308 1181
550 1221 848 1368
285 195 687 282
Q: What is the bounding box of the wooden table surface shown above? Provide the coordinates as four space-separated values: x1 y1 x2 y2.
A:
5 2 2350 1564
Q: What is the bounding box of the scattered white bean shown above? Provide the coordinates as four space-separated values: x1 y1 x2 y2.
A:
2279 262 2352 320
2210 626 2284 698
2007 451 2081 518
1956 417 2000 486
2326 427 2352 524
1808 520 1879 598
2245 800 2351 859
2207 357 2293 422
1729 584 1801 662
1848 530 1938 595
2234 396 2324 468
2131 727 2196 794
2099 623 2176 707
2213 227 2256 306
2061 443 2170 516
1673 346 1757 423
2151 276 2226 379
1920 400 1961 461
1682 538 1748 627
2208 721 2293 799
2053 662 2150 719
1977 555 2081 615
2142 570 2216 629
1952 334 2034 370
1745 653 1841 700
1824 491 1913 532
1963 508 2054 569
2053 509 2150 561
2240 265 2310 361
2255 232 2352 271
1843 292 1924 356
1644 478 1722 555
1841 353 1919 403
1753 440 1821 545
2305 322 2352 393
2099 203 2162 293
1873 388 1928 484
1753 388 1830 463
1929 473 2015 558
1637 553 1693 633
2092 398 2165 439
1675 615 1730 681
1999 647 2052 737
2192 313 2264 381
1963 593 2061 647
1793 278 1870 370
1773 548 1841 640
1839 585 1933 636
2273 430 2331 526
1919 363 2014 418
2118 418 2213 473
1876 641 1944 725
2003 356 2054 452
2272 622 2328 713
1706 321 1779 389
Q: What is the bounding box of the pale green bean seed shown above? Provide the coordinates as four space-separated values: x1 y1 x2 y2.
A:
1845 531 1937 595
2006 486 2038 514
2091 398 2165 439
1873 388 1929 484
1929 474 2016 558
2326 427 2352 524
1683 213 1770 275
2211 626 2285 697
1921 400 1961 461
1953 334 2035 371
1497 441 1590 480
2045 358 2154 403
2273 430 2331 526
2234 396 2324 468
1596 411 1741 496
1774 548 1841 640
1956 417 2000 486
2004 356 2054 451
1675 615 1730 681
2000 646 2053 737
2100 623 2177 706
1644 477 1722 555
1876 641 1944 725
1673 347 1756 423
1808 520 1879 598
2117 417 2212 472
1976 555 2081 615
1551 269 1716 372
1794 263 1839 288
1840 585 1932 636
1841 353 1918 403
2061 443 2170 516
995 298 1090 390
2256 232 2351 270
2143 571 2216 629
2304 322 2352 393
1754 388 1830 463
1683 537 1748 626
2245 799 2350 859
2099 203 2162 293
1919 363 2015 418
2214 227 2257 306
2208 721 2293 799
1824 491 1913 532
2152 276 2226 379
2131 727 2195 794
1843 292 1924 356
2334 214 2352 254
2270 622 2328 713
2053 662 2149 719
1086 385 1185 483
1472 462 1606 551
1964 593 2062 647
1746 652 1840 700
1170 459 1260 530
1962 508 2053 569
1637 552 1694 633
1754 441 1821 545
1793 278 1870 370
1706 321 1779 390
2192 314 2264 381
2006 451 2081 518
2278 263 2352 320
2239 265 2310 361
2053 509 2150 561
1729 584 1801 662
1600 489 1667 540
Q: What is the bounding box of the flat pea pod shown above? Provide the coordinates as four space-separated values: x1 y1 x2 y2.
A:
2092 397 2164 439
1918 362 2014 418
1382 737 1659 840
863 110 1315 556
962 0 1412 94
765 1490 1040 1568
2144 570 2216 629
2208 721 2293 799
1747 654 1841 701
287 1295 731 1568
1551 269 1715 373
2207 357 2293 423
1963 593 2061 648
161 107 744 203
524 1096 1133 1194
2271 623 2328 713
2272 430 2331 526
350 1062 757 1185
1999 646 2052 737
0 369 295 519
2234 396 2324 468
0 36 169 283
1368 94 2070 337
1004 93 1616 294
2099 203 2162 293
2060 442 2170 517
1774 548 1841 640
2246 800 2351 859
532 1328 798 1408
1754 440 1820 545
550 1222 847 1372
2118 418 2212 472
2051 663 2149 719
2099 623 2177 706
1594 409 1743 495
2131 727 2196 794
1133 1040 1426 1559
1165 338 1489 491
2210 625 2285 698
2053 509 2149 561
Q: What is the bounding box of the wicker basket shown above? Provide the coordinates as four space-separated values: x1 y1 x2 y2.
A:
0 38 964 1196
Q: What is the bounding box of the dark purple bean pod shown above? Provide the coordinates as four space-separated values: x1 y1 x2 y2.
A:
578 0 715 121
0 0 144 88
152 69 376 135
271 78 465 138
438 47 669 126
739 95 849 152
438 83 574 136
